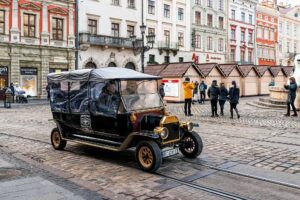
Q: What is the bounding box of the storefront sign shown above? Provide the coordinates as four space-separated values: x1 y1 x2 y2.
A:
49 68 68 73
20 68 37 75
0 66 8 75
163 80 179 97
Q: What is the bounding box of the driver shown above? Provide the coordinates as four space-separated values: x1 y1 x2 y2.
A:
98 81 119 114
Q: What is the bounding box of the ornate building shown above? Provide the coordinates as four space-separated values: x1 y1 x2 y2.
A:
256 0 279 66
191 0 227 64
0 0 76 99
227 0 258 64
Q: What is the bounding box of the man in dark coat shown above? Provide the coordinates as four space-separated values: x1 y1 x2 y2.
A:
10 83 15 103
199 81 207 104
229 81 240 119
284 77 298 117
219 83 228 116
159 83 165 99
207 80 220 117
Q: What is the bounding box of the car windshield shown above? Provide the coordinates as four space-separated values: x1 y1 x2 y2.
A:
120 80 163 111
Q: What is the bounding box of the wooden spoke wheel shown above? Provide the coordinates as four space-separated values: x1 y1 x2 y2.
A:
136 141 162 172
180 131 203 158
51 128 67 150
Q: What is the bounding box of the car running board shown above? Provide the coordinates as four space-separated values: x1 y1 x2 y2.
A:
69 134 121 151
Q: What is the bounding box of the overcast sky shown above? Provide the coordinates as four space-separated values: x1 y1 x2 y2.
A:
277 0 300 6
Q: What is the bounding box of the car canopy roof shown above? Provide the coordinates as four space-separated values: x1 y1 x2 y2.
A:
47 67 160 83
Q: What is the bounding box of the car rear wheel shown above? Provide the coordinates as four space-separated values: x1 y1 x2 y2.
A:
136 140 162 172
51 128 67 150
180 131 203 158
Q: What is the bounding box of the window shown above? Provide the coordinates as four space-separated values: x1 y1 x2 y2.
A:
294 41 297 53
195 0 201 5
241 30 245 42
218 38 223 51
52 18 63 40
257 27 262 38
179 57 184 62
195 34 201 48
0 10 4 34
219 17 224 29
294 25 297 37
264 29 269 40
270 29 274 40
270 49 275 59
231 29 236 40
219 0 224 10
88 19 97 35
249 15 253 24
248 51 252 62
264 16 268 21
279 22 282 33
148 28 155 35
241 12 245 22
164 30 170 45
279 40 282 52
230 48 235 62
248 31 253 43
263 48 268 59
207 36 212 50
127 25 134 37
287 42 290 53
112 0 120 6
207 14 213 27
258 47 262 57
148 0 155 14
195 11 201 25
128 0 135 8
240 50 245 62
178 8 184 20
287 24 290 35
164 56 170 63
164 4 170 18
149 54 155 63
111 23 119 37
231 10 235 20
207 0 213 8
23 13 36 37
178 32 184 47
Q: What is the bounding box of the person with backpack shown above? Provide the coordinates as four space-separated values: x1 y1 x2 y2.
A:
228 81 240 119
199 81 207 104
207 80 220 117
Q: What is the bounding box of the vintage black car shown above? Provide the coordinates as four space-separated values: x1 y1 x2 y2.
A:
47 68 203 172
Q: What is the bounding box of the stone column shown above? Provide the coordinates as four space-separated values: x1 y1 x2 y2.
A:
9 46 20 85
41 48 50 98
41 0 50 46
10 0 20 43
68 5 75 48
68 50 76 71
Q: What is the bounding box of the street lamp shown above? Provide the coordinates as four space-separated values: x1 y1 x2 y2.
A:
130 0 155 73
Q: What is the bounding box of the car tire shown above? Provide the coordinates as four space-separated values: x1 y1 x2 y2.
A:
180 131 203 158
51 128 67 150
136 140 162 172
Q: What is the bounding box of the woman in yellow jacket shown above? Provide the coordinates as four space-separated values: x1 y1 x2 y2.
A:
182 77 195 116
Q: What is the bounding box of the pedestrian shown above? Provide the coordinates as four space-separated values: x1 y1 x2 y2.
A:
192 81 199 104
199 80 207 104
219 83 228 116
228 81 240 119
182 77 195 116
10 83 15 103
207 80 220 117
46 84 50 101
159 82 165 99
284 77 298 117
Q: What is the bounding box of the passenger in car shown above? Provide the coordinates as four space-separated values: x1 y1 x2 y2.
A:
98 81 120 115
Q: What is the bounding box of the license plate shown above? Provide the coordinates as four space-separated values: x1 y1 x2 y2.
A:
162 148 179 158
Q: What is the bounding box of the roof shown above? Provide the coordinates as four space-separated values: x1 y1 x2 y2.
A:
144 64 168 76
237 65 257 77
159 62 197 77
268 66 282 77
282 66 294 77
47 67 160 82
255 65 270 77
194 63 218 77
217 64 238 77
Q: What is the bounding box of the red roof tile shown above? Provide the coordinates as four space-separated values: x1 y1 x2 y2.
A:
194 63 218 77
282 66 294 77
237 65 256 77
269 66 282 77
217 64 237 77
145 64 168 76
255 65 270 77
159 62 198 77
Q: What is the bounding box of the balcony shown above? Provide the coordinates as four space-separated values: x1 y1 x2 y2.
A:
157 41 179 56
79 33 134 50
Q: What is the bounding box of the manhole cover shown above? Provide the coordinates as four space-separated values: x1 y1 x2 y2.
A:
0 169 22 179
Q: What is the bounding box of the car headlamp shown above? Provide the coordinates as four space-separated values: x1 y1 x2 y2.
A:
180 122 193 132
154 127 169 140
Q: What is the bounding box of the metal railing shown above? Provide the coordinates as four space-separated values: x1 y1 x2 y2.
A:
157 41 179 50
79 33 134 49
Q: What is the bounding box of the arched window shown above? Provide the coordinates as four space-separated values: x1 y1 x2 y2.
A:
125 62 136 70
108 62 117 67
85 62 97 69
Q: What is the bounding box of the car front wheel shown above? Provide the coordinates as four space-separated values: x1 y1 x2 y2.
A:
180 131 203 158
51 128 67 150
136 140 162 172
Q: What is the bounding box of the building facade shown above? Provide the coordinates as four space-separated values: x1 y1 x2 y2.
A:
191 0 227 64
256 1 278 66
278 4 300 66
144 0 191 64
227 0 258 64
78 0 142 70
0 0 76 99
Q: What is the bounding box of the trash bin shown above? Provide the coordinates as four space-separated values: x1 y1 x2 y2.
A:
5 88 12 108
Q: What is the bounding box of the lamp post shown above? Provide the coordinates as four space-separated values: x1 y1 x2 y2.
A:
130 0 155 73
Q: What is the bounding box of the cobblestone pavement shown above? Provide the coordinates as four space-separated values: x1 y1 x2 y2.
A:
0 97 300 199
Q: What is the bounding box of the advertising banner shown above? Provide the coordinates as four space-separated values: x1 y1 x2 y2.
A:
20 68 37 96
163 80 179 97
